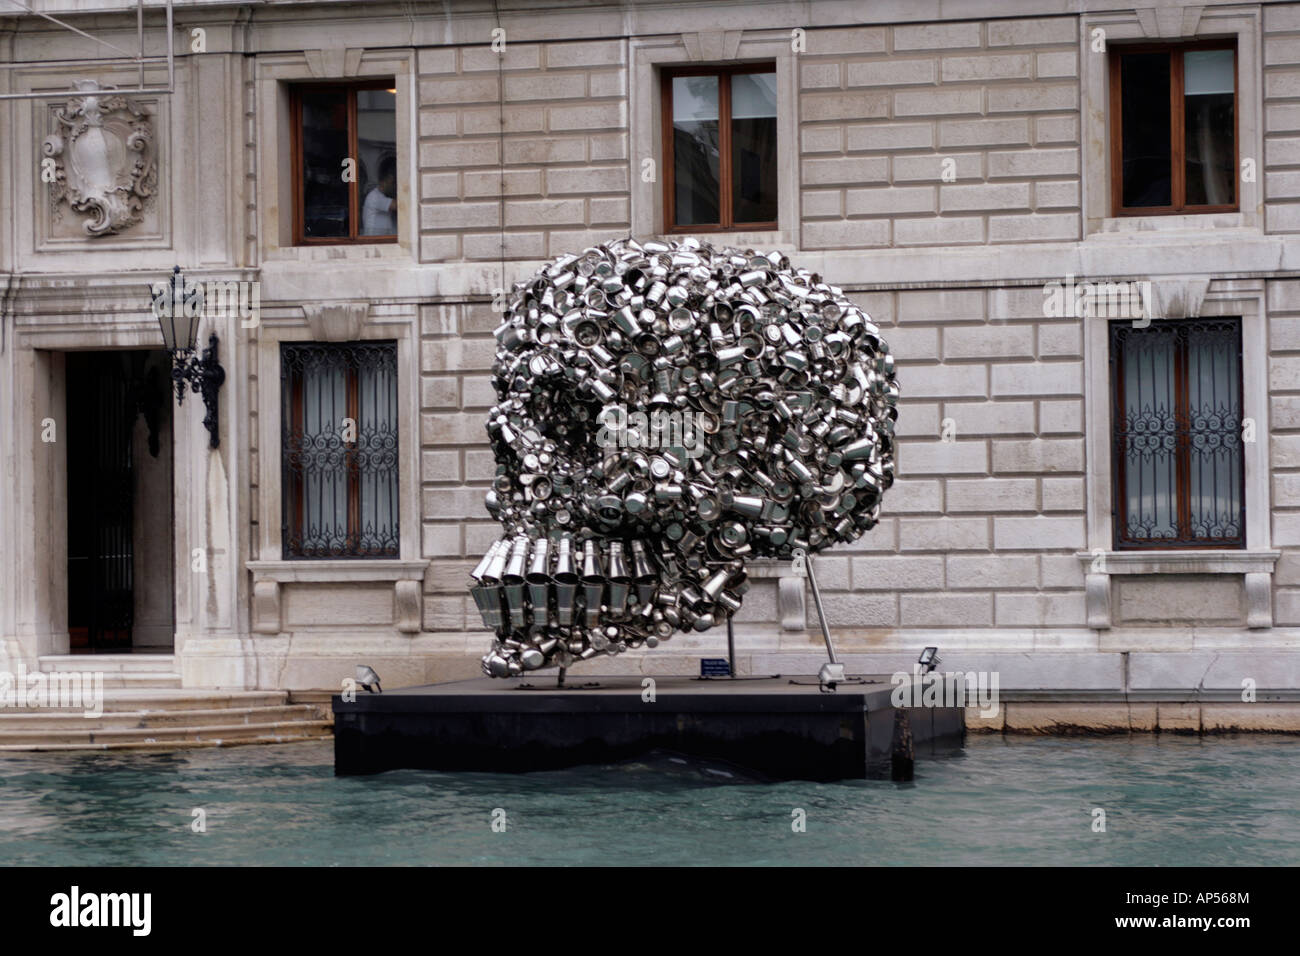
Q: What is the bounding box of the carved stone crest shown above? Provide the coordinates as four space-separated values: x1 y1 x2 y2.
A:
42 80 156 236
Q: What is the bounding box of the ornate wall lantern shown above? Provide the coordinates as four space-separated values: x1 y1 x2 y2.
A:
149 266 225 448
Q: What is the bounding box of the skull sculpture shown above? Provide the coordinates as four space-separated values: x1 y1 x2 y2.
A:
470 237 898 677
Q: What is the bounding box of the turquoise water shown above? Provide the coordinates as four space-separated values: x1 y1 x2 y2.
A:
0 735 1296 865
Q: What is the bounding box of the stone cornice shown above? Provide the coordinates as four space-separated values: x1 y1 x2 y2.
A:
0 0 1270 63
1 0 1263 32
6 231 1300 304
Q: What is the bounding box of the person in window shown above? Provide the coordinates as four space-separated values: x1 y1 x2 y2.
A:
362 155 397 236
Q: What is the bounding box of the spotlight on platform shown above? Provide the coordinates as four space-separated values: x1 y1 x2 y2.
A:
355 665 383 694
918 646 941 674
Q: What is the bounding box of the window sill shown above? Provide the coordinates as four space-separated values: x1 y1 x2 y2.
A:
247 559 427 583
1090 212 1252 236
656 229 793 250
1075 550 1278 630
247 560 427 634
1075 549 1279 576
262 242 411 264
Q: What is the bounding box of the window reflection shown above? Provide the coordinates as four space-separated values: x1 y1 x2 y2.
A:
731 72 777 224
672 75 720 226
1184 50 1234 207
301 89 350 238
1120 53 1171 208
358 89 398 236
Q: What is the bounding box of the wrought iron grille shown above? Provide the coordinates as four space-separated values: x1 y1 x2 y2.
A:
281 341 399 558
66 351 137 648
1109 318 1244 548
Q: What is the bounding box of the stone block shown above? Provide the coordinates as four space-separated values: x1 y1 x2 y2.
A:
847 58 938 86
802 90 890 122
995 591 1086 626
988 147 1079 178
898 440 989 475
545 40 624 68
988 213 1079 241
892 151 982 181
943 324 1034 359
1116 577 1243 625
946 477 1037 512
991 438 1084 473
801 219 890 248
940 53 1033 82
946 554 1037 588
941 400 1035 436
898 363 989 399
900 592 993 625
899 517 991 551
894 216 984 244
801 155 889 186
894 88 983 117
992 515 1085 550
991 362 1083 397
938 117 1031 148
850 555 945 590
845 122 935 151
987 18 1077 47
894 22 982 51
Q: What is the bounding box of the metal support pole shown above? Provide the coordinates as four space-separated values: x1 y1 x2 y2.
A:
726 615 736 678
806 555 847 686
805 554 838 665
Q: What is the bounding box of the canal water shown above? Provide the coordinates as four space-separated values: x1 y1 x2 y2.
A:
0 735 1296 865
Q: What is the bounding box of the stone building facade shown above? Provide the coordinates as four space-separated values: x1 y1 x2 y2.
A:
2 0 1299 717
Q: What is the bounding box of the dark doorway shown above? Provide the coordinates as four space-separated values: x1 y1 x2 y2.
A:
66 351 174 652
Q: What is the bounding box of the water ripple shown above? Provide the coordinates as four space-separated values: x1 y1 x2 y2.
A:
0 736 1296 865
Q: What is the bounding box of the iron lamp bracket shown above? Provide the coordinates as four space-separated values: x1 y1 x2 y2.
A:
171 333 225 448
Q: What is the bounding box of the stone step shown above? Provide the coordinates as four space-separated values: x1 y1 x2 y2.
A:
24 690 291 711
0 719 335 749
38 654 177 673
25 671 184 690
0 733 332 753
101 674 183 689
24 674 186 691
0 704 324 731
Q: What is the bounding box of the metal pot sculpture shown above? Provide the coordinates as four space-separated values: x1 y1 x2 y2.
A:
471 237 898 677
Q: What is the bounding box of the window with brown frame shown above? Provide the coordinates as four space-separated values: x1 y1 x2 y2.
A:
1108 41 1237 216
661 64 778 231
291 81 398 244
1109 319 1244 549
281 341 399 558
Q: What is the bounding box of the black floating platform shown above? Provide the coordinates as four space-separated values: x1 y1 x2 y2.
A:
333 675 965 782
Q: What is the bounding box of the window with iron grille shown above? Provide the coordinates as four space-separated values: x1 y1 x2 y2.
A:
281 341 399 558
1110 319 1244 549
